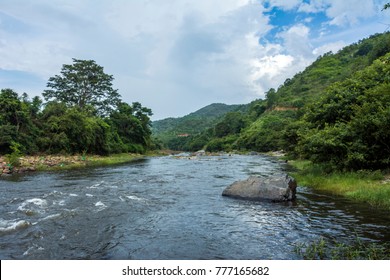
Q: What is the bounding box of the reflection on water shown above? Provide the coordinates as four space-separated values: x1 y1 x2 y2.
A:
0 155 389 259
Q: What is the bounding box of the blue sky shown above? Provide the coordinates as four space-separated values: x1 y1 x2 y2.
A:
1 0 389 120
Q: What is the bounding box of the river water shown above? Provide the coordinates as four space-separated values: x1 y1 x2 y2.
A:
0 155 389 259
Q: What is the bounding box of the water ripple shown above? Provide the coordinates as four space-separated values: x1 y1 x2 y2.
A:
0 155 389 260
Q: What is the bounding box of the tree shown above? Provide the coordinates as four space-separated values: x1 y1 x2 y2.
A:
0 89 41 154
43 59 121 116
0 89 23 130
109 102 153 152
265 88 277 109
214 112 247 138
38 102 113 155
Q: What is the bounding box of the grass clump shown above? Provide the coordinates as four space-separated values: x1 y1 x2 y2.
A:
84 153 144 167
288 160 390 210
295 237 390 260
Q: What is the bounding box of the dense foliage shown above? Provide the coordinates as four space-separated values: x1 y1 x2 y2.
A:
152 103 245 150
0 59 153 156
154 32 390 171
298 54 390 170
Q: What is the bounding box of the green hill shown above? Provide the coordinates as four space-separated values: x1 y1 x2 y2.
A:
265 32 390 109
154 32 390 171
152 103 244 149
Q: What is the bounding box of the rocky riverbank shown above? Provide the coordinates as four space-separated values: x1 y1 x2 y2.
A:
0 154 144 176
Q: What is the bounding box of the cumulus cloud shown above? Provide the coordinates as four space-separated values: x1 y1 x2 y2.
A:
265 0 301 10
325 0 377 26
301 0 385 26
298 1 330 13
0 0 387 119
250 23 317 94
312 41 346 55
268 0 385 27
104 1 278 116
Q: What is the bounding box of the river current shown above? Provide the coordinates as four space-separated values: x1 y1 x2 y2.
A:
0 155 389 259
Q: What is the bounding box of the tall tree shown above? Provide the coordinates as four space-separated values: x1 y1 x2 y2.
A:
43 59 121 116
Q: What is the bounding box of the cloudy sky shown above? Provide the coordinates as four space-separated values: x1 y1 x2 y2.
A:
1 0 389 120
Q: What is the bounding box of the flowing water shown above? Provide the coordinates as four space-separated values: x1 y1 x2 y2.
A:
0 155 389 259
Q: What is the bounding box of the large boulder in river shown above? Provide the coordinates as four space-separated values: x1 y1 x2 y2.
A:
222 174 297 202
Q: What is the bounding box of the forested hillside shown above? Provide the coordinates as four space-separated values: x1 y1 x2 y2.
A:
152 103 245 150
155 32 390 171
0 59 154 161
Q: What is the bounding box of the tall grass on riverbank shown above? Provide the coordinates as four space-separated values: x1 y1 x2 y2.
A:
75 153 146 168
288 160 390 211
295 237 390 260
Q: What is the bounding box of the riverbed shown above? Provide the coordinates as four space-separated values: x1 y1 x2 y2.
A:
0 155 389 259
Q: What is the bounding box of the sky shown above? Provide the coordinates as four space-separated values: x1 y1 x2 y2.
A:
1 0 389 120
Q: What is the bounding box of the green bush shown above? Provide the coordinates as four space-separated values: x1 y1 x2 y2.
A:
5 141 23 167
236 111 297 152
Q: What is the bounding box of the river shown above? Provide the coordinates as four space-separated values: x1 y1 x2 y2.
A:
0 154 389 259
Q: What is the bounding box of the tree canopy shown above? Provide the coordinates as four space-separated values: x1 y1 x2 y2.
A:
43 59 121 116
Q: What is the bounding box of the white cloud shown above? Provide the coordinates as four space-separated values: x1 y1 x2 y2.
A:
265 0 301 10
105 1 275 116
278 24 312 56
312 41 346 55
0 36 72 78
270 0 385 27
0 0 388 119
0 0 271 119
105 0 252 39
326 0 377 26
299 0 386 27
298 0 329 13
250 54 294 84
249 24 316 94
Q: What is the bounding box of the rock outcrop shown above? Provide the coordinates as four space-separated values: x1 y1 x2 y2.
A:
222 174 297 202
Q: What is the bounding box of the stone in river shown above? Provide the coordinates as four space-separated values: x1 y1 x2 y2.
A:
222 174 297 202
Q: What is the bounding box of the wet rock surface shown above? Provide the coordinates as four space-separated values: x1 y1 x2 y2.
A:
222 174 297 202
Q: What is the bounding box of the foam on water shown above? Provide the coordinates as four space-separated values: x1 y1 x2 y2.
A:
126 195 144 201
40 213 62 221
0 219 31 234
53 200 66 206
95 201 106 207
87 181 105 189
94 201 107 210
23 244 45 256
19 198 47 208
17 198 48 215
